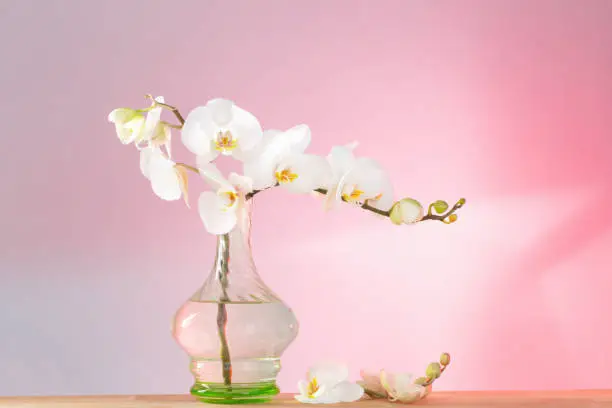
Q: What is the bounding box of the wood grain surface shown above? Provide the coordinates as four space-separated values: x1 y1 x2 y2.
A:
1 391 611 407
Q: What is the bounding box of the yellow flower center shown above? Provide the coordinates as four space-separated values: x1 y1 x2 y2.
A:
221 190 237 209
342 187 365 202
275 168 298 184
307 377 319 398
215 130 238 152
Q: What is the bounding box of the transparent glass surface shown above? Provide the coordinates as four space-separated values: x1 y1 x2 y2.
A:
172 200 299 404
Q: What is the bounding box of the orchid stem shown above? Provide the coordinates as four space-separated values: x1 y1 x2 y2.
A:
421 365 448 388
145 94 185 125
162 121 182 130
215 233 233 388
421 199 465 222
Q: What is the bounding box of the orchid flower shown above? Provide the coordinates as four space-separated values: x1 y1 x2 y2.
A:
140 147 188 205
379 370 427 403
108 96 169 151
243 124 311 190
295 363 364 404
325 143 394 211
181 98 263 163
360 369 427 404
274 153 332 194
108 108 146 145
197 164 253 235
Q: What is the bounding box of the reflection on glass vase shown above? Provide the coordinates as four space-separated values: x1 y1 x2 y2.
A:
172 199 299 404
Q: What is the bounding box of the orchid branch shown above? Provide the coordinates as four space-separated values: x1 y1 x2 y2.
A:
145 94 185 125
421 198 466 223
172 171 465 225
155 99 465 224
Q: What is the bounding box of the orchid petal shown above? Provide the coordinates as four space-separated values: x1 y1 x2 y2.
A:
198 192 237 235
294 394 334 404
141 97 164 142
175 166 190 208
327 381 364 403
140 147 154 180
308 363 349 388
195 150 220 167
148 150 181 201
276 154 331 194
379 371 426 403
243 150 279 190
181 106 217 156
359 369 387 396
243 126 311 189
121 116 146 144
324 143 359 210
280 124 311 153
391 373 414 391
336 157 394 210
228 172 253 194
297 380 309 397
207 98 233 126
327 143 357 180
108 108 136 124
227 104 262 152
232 129 276 163
395 384 426 403
114 124 134 144
365 173 394 211
295 386 335 404
379 370 397 398
197 162 228 190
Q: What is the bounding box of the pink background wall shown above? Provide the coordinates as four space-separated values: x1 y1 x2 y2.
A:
1 0 612 396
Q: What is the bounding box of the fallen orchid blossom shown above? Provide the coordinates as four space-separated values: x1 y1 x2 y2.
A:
358 353 451 404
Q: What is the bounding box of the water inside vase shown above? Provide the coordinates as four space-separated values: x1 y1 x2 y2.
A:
173 299 298 384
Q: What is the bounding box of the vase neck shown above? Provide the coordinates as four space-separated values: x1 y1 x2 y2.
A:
212 203 255 289
193 199 281 303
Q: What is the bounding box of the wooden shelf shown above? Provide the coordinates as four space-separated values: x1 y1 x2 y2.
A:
1 391 611 407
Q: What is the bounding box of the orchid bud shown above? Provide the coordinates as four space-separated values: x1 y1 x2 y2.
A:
432 200 449 214
108 108 147 144
426 362 441 379
389 198 424 225
445 214 458 224
414 376 428 385
439 352 451 366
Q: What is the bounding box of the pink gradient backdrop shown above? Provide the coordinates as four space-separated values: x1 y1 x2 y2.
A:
1 0 612 396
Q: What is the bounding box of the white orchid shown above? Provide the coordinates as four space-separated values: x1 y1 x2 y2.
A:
140 147 188 205
197 164 253 235
108 96 168 149
274 153 332 194
108 108 146 145
181 98 263 163
360 369 427 403
295 363 364 404
109 95 466 240
379 370 427 403
325 143 394 211
243 125 311 190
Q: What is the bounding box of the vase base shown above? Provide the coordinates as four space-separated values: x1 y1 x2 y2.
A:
190 381 280 404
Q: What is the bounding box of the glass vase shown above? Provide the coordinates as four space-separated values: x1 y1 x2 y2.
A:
172 199 299 404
